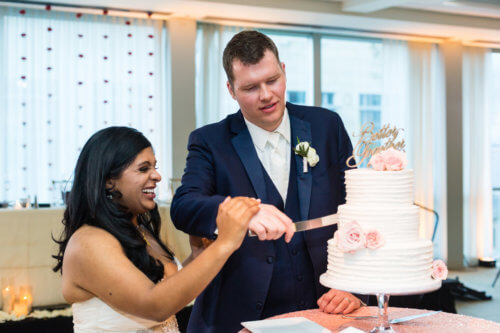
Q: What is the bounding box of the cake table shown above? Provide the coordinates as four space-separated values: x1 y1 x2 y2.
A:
264 307 500 332
320 275 441 332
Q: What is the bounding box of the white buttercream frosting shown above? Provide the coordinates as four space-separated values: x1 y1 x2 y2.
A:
320 168 441 295
344 168 414 205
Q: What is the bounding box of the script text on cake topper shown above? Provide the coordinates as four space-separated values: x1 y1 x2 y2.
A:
346 122 405 168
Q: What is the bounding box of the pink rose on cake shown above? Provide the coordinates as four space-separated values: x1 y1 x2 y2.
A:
336 221 366 253
431 259 448 280
368 147 407 171
383 148 408 171
368 152 386 171
365 230 385 249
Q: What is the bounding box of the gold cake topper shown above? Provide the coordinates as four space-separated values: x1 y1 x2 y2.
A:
346 122 405 168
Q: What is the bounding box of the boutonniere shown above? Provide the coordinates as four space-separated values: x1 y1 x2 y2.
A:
294 137 319 173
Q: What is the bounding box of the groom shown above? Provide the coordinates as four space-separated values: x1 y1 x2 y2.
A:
171 30 363 332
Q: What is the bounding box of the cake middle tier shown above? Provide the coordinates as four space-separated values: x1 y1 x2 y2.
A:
337 204 420 244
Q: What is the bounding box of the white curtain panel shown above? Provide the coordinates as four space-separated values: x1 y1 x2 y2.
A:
195 23 244 128
0 6 171 204
407 42 447 260
463 47 493 260
381 39 409 130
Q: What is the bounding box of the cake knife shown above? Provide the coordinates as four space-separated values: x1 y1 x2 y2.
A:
389 310 442 324
248 213 338 236
342 310 442 324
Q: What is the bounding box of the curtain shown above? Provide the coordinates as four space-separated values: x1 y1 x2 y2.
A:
381 39 447 259
195 23 243 128
407 42 447 259
463 47 493 261
0 6 171 204
381 39 409 130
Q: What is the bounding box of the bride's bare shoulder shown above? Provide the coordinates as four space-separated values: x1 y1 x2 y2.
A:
62 225 124 303
66 225 122 260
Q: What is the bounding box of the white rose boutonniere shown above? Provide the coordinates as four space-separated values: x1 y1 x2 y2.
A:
294 138 319 173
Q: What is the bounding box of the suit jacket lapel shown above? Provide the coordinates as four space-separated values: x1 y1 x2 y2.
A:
289 108 312 221
230 112 267 202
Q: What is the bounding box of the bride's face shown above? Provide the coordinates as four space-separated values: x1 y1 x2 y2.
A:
108 147 161 216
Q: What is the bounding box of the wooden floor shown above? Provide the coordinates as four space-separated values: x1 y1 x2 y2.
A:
450 266 500 323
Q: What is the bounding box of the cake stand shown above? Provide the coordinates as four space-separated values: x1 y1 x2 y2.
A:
320 274 442 333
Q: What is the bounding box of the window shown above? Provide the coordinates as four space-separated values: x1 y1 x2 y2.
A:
287 90 306 104
359 93 382 132
491 51 500 256
322 92 335 110
195 24 445 259
263 31 313 107
320 37 383 143
194 26 313 126
0 7 171 204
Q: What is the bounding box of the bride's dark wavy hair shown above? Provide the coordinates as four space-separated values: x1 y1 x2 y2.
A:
53 126 173 283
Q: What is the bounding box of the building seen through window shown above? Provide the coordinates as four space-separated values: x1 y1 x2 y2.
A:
320 37 382 144
322 92 335 111
287 90 306 104
359 93 382 132
358 94 382 167
265 31 313 107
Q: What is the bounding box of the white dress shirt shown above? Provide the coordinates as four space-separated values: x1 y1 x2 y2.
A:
244 109 291 203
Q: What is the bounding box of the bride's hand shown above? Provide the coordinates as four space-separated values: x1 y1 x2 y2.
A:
215 197 260 251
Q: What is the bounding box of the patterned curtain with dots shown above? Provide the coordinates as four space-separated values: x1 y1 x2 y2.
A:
0 6 172 205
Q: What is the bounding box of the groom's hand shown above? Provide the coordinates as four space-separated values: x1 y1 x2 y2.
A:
248 204 294 243
318 289 362 314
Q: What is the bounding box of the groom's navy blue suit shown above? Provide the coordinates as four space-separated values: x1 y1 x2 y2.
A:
171 102 354 332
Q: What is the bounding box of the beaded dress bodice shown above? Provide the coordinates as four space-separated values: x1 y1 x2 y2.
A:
72 297 180 333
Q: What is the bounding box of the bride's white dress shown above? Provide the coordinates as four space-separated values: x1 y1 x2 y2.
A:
72 233 182 332
72 297 180 333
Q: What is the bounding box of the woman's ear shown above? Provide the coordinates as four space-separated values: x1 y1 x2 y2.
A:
105 179 114 190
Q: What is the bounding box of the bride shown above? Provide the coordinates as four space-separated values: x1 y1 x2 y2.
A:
53 126 260 332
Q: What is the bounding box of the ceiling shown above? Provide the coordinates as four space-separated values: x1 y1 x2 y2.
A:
319 0 500 19
8 0 500 45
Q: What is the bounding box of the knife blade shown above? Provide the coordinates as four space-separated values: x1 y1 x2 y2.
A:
248 213 338 236
389 311 441 324
293 213 339 232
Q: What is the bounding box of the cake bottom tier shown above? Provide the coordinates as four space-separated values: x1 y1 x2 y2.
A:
320 238 442 295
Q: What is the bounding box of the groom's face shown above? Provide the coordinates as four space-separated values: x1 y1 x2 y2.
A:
227 50 286 132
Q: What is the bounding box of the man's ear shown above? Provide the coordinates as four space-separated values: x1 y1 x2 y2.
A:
281 62 286 76
226 81 236 100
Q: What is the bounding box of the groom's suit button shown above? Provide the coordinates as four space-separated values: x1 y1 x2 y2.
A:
291 248 298 255
296 274 303 281
266 256 274 264
256 302 263 310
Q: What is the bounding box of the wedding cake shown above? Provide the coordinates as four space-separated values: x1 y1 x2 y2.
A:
320 148 446 295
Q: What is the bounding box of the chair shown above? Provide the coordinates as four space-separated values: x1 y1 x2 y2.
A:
414 202 439 241
493 268 500 288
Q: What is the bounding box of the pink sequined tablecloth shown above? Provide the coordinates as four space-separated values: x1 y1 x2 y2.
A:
268 307 500 332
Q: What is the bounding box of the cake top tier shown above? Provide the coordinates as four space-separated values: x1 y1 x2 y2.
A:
344 168 414 205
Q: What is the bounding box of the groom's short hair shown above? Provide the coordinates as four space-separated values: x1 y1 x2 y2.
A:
223 30 281 88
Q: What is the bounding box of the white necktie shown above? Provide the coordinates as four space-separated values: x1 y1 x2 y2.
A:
266 132 288 203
